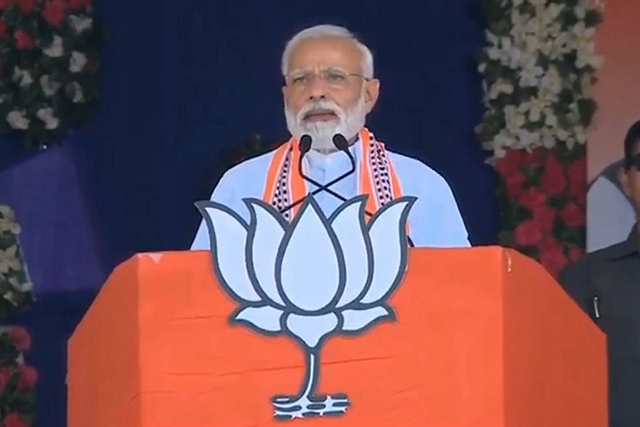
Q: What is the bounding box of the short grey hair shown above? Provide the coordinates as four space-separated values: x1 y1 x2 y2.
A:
281 25 374 79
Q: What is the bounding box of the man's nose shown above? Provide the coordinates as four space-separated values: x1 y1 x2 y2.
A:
306 76 328 101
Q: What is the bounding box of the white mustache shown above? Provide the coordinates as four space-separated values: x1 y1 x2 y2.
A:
296 100 344 124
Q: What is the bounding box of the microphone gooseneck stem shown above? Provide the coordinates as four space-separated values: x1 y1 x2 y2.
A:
280 135 414 251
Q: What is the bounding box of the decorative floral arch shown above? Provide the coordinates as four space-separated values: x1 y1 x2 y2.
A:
476 0 604 277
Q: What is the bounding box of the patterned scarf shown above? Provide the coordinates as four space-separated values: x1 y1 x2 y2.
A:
263 127 404 222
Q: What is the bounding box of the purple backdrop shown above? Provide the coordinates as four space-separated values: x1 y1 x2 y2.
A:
0 145 106 293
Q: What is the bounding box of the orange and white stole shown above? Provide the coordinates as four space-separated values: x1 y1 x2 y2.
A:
263 127 406 225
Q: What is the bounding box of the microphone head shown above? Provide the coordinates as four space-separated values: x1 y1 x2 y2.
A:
299 134 312 154
332 133 349 151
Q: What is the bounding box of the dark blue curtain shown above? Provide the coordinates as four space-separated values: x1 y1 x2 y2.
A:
0 0 497 425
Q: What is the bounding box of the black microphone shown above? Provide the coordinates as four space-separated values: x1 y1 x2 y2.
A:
332 133 349 151
279 134 415 247
280 134 357 214
299 134 312 156
307 134 358 198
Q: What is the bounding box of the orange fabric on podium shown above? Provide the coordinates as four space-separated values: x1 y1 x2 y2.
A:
67 247 607 427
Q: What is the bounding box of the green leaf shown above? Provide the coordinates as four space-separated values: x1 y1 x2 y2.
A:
585 10 603 27
498 230 514 246
519 246 540 260
521 164 540 181
578 98 597 126
547 195 566 210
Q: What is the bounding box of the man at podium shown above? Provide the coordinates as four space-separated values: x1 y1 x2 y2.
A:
191 24 470 249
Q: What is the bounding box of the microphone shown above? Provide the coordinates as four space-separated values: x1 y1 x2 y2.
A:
279 134 415 247
306 134 357 199
332 133 349 151
280 134 357 214
299 134 312 155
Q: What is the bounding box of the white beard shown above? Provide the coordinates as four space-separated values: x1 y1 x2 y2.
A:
285 95 367 152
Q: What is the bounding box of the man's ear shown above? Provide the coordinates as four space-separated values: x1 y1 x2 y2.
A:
618 166 632 198
363 78 380 113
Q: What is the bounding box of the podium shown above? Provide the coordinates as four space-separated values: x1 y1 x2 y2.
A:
68 247 607 427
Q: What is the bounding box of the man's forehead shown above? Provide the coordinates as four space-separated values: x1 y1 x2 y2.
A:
287 37 362 71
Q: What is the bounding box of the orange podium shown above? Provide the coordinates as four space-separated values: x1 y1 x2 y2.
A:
68 247 607 427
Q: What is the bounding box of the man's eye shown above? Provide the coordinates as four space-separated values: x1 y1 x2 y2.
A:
327 73 346 82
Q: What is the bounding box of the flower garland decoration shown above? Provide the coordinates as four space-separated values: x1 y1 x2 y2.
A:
0 326 36 427
0 0 106 149
0 205 33 317
475 0 603 277
0 206 35 426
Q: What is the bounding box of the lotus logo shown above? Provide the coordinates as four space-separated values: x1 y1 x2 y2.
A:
196 195 415 420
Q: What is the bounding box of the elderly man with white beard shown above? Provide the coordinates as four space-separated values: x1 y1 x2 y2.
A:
190 24 470 249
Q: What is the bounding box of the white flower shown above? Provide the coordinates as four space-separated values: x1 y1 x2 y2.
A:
477 0 601 158
197 195 415 350
545 3 565 22
541 32 571 60
486 36 523 69
523 34 542 53
518 57 545 87
540 127 557 148
591 0 605 14
576 42 603 69
7 111 29 130
43 35 64 58
574 125 587 144
488 78 514 99
546 21 563 39
12 67 32 87
40 75 61 96
544 109 558 127
509 12 537 48
580 73 594 97
36 108 59 130
2 276 32 293
68 15 93 33
571 22 603 68
505 105 527 135
12 278 33 293
0 217 20 234
517 129 541 148
0 245 20 273
557 127 571 142
539 66 563 99
0 205 16 221
489 130 515 154
69 52 87 73
567 102 582 125
67 82 85 103
518 97 548 122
